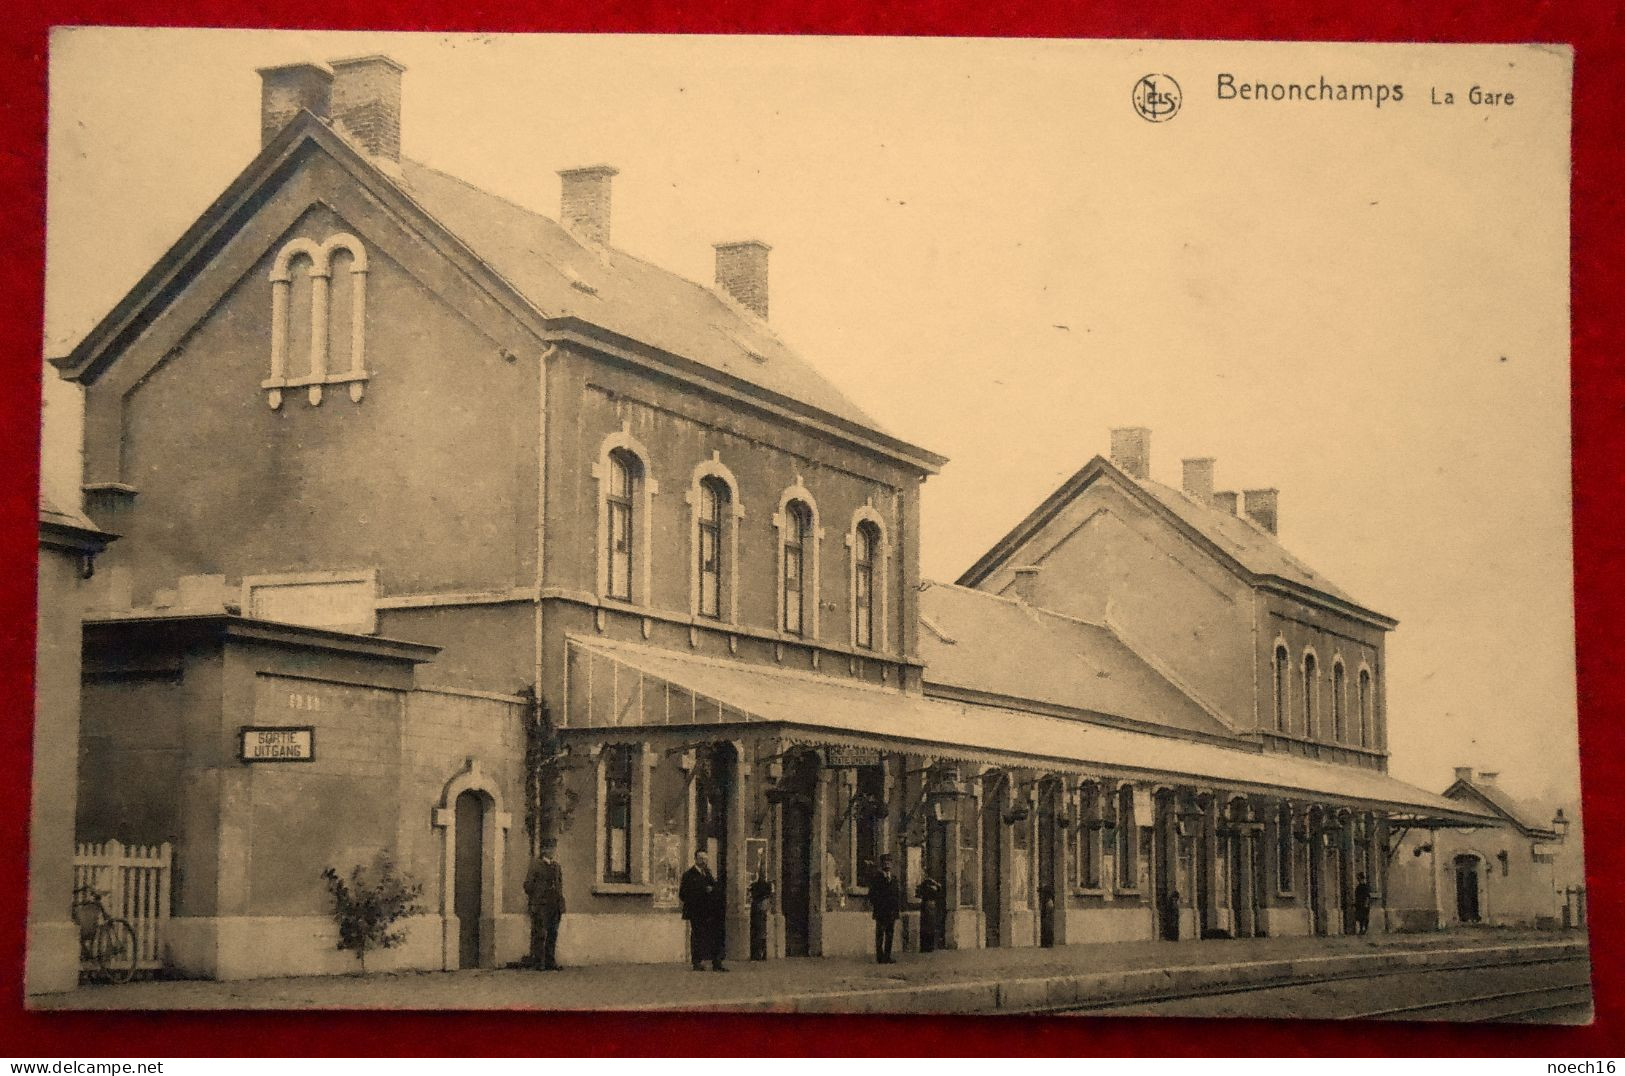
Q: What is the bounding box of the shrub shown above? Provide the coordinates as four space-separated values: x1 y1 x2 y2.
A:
321 852 425 973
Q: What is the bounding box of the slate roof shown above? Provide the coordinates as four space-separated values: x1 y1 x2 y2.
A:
918 581 1232 739
39 491 103 535
959 455 1390 624
1447 778 1559 838
395 159 891 440
1128 473 1361 607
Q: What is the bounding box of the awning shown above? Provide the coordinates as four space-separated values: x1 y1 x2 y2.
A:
561 636 1494 824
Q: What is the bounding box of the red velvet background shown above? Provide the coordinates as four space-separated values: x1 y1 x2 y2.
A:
2 1 1619 1057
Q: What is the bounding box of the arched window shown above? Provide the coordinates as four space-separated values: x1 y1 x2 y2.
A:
1115 785 1137 889
606 450 640 602
854 521 880 649
1358 668 1374 748
1273 644 1291 733
782 500 812 635
1302 652 1319 740
697 477 729 619
1332 660 1347 742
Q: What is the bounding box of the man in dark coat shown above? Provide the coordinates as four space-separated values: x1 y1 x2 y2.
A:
679 850 727 971
868 853 904 964
523 839 565 970
1354 873 1372 935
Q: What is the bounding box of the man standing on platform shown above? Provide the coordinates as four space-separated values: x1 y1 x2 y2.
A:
679 850 727 972
1354 873 1372 936
524 838 565 971
869 853 903 964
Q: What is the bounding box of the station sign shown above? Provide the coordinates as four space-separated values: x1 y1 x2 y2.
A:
823 745 882 768
240 726 315 762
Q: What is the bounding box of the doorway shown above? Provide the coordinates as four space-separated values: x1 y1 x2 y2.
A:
1154 791 1179 941
454 789 485 969
1454 854 1482 923
779 750 818 957
1037 780 1058 948
924 811 949 951
980 776 1006 948
1308 809 1328 936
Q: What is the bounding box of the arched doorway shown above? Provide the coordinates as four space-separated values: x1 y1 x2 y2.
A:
777 749 819 957
980 774 1007 948
433 758 513 972
1454 854 1482 923
454 789 486 969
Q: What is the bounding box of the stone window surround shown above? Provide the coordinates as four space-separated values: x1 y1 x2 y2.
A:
772 480 824 640
589 741 655 893
591 425 658 608
265 233 370 409
684 454 745 626
845 502 889 653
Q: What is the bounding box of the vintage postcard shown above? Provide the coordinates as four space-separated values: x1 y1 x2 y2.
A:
29 28 1585 1022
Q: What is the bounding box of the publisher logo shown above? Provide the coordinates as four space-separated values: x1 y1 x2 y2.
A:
1132 74 1182 122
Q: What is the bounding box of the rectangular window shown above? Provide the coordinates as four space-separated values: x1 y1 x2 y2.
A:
603 746 635 883
1115 787 1137 889
783 539 804 635
698 517 721 619
855 559 874 649
608 499 633 601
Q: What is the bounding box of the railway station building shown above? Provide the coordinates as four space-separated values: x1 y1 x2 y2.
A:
46 55 1494 980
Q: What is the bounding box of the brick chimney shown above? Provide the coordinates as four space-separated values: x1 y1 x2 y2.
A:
1455 766 1474 783
1213 490 1239 515
329 55 405 161
1109 427 1151 481
1243 488 1279 535
1010 566 1043 606
558 165 619 245
714 241 771 318
1182 458 1215 502
258 61 332 147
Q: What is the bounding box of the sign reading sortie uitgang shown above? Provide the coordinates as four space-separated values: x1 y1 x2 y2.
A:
240 726 315 762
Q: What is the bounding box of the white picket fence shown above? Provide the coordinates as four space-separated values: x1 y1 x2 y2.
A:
73 840 171 972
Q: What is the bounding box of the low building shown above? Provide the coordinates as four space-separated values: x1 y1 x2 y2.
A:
45 54 1493 980
1388 767 1571 931
29 495 113 992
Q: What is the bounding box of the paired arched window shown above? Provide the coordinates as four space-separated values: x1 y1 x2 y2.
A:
266 233 370 408
1301 652 1319 739
1332 660 1347 742
1273 644 1291 733
781 500 813 636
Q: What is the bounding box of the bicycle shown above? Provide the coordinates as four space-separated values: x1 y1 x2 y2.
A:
71 884 138 984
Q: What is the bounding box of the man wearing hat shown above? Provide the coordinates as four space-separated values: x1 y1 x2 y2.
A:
868 853 904 964
524 838 565 971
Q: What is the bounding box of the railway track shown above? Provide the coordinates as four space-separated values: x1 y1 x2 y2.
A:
1054 953 1592 1022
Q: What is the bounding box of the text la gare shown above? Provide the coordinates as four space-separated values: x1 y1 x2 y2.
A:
1431 85 1515 106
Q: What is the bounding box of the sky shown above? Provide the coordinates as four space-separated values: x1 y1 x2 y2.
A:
42 30 1578 813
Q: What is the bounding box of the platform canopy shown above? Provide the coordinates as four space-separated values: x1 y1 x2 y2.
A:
560 636 1495 825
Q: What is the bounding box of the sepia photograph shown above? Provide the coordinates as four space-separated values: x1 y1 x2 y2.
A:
27 28 1586 1025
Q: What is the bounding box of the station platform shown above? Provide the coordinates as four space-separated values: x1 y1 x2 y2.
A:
33 927 1586 1013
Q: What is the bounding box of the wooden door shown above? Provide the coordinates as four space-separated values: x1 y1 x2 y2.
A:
781 795 813 956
